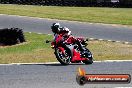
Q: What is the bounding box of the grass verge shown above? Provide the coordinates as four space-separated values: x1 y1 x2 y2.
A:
0 4 132 25
0 32 132 64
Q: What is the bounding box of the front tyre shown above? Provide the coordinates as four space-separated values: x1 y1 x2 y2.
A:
83 58 93 64
82 48 93 64
55 47 72 65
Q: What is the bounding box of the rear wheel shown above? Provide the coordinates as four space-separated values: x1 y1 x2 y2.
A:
55 47 72 65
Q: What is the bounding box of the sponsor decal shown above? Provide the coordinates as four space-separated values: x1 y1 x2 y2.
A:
76 67 131 85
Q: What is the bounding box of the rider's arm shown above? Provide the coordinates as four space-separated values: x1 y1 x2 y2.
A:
68 30 71 35
59 27 71 36
63 27 71 35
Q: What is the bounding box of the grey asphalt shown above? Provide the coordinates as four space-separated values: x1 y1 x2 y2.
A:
0 62 132 88
0 15 132 42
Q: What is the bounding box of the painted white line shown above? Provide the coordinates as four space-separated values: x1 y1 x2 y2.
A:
115 41 120 43
48 34 52 35
124 42 129 44
37 33 43 34
103 60 132 62
115 87 132 88
44 62 60 64
108 40 112 42
98 39 103 41
94 61 102 62
94 60 132 62
89 38 95 40
0 64 12 66
89 23 93 24
11 62 60 65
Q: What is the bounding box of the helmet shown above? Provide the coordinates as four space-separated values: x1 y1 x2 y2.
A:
51 23 60 34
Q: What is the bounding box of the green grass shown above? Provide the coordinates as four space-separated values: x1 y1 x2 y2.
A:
88 41 132 61
0 4 132 25
0 32 132 64
0 33 57 63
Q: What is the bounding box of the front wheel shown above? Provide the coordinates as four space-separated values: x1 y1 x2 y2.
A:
83 58 93 64
82 48 93 64
55 47 72 65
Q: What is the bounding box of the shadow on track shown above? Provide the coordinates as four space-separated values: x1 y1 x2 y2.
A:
19 63 91 66
44 63 87 66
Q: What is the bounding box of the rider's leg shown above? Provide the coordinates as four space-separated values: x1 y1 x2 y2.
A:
76 40 86 51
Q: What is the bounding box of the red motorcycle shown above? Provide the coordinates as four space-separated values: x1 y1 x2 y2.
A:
46 34 93 65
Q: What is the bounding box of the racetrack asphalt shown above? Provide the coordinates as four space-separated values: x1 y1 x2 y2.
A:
0 61 132 88
0 14 132 42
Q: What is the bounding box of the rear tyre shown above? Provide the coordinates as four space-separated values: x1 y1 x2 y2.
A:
55 47 72 65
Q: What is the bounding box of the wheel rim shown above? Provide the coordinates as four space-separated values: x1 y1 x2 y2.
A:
57 49 71 64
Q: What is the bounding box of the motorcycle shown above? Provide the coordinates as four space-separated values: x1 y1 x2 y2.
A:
46 34 93 65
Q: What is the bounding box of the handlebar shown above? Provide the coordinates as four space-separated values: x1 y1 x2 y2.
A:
85 38 89 41
45 40 51 43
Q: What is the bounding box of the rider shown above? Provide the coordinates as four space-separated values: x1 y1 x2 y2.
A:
51 23 86 54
